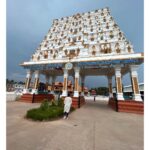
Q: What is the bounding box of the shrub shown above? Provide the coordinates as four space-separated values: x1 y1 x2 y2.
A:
51 99 57 106
40 99 50 110
57 98 64 107
26 106 64 121
26 98 75 121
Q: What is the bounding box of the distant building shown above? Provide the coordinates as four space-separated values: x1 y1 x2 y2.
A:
13 83 25 92
6 83 25 93
84 87 89 95
38 80 88 95
91 90 96 95
6 83 15 92
113 83 144 100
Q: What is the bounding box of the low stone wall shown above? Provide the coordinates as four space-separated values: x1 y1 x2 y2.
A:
118 100 144 114
108 98 117 111
108 98 144 114
85 96 109 101
72 96 85 108
20 94 54 103
6 92 20 101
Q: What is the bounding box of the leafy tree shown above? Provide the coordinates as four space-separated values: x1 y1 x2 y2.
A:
6 79 25 85
90 87 109 95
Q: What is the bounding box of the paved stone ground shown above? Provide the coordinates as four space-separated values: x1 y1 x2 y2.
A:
7 100 143 150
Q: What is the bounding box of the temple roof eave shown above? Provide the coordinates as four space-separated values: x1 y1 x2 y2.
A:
20 52 144 67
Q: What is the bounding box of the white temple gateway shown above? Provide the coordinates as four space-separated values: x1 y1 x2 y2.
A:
20 7 144 113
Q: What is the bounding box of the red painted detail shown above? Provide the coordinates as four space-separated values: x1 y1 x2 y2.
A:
19 94 54 103
118 100 144 114
71 96 85 108
108 99 144 114
19 94 33 103
108 98 117 110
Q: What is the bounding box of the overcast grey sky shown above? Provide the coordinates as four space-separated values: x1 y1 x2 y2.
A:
7 0 143 88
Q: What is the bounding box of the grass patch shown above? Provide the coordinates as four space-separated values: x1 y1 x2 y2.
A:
26 99 75 121
26 106 64 121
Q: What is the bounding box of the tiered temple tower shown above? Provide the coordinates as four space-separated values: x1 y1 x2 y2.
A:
20 7 144 113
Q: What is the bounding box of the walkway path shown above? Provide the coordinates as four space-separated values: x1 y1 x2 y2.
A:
7 100 143 150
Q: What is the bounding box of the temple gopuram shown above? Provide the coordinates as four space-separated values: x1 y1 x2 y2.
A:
20 7 144 113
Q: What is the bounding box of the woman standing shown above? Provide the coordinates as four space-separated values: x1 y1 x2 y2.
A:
63 93 72 119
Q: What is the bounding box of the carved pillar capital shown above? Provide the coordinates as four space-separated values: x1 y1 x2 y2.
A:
74 67 80 78
26 70 33 78
34 70 40 78
130 65 139 77
63 68 68 77
114 65 122 77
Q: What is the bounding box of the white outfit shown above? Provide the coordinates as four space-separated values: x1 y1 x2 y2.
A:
64 97 72 113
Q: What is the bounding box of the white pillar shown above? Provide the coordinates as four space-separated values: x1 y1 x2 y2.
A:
23 70 32 94
81 75 85 96
107 76 113 98
50 76 56 94
61 69 68 97
130 65 142 101
45 75 50 84
73 67 80 97
32 71 40 94
45 75 50 91
115 66 124 100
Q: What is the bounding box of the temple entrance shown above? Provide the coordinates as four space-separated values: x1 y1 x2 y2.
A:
20 62 144 114
83 100 110 111
20 8 144 114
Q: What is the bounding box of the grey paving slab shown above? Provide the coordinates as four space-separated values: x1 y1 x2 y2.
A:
7 100 143 150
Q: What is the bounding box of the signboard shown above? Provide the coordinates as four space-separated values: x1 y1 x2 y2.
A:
24 58 143 70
